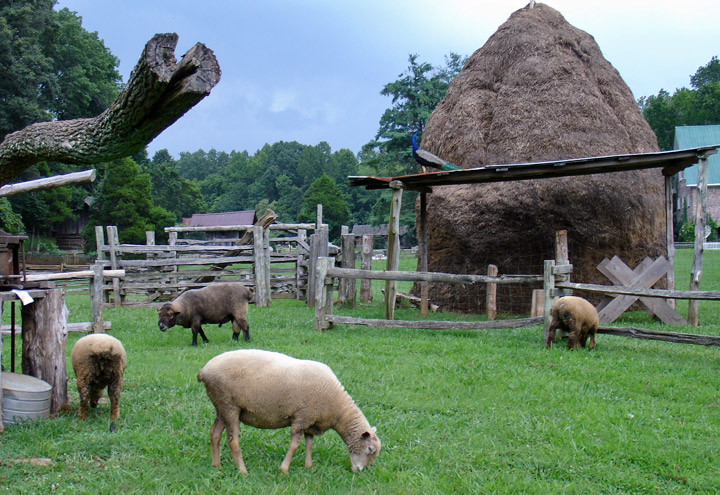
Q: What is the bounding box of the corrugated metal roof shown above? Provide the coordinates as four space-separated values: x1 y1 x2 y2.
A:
348 147 719 190
183 210 257 227
674 125 720 186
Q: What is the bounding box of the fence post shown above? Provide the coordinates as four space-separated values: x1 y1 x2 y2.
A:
340 233 356 307
543 260 556 345
486 264 498 320
253 225 268 308
314 257 329 330
264 225 272 307
90 263 104 333
555 230 571 297
418 191 429 316
360 234 374 303
689 154 710 327
384 182 403 320
106 226 122 307
296 228 307 301
95 226 106 261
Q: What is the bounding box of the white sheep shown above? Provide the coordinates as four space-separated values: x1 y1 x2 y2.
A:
71 333 127 427
197 349 381 474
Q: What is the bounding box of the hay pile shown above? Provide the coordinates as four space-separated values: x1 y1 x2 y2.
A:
418 3 664 314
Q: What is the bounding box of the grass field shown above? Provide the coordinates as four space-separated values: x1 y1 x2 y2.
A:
1 249 719 494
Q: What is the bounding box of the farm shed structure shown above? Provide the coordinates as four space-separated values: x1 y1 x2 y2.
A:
182 210 257 244
349 145 720 320
674 125 720 224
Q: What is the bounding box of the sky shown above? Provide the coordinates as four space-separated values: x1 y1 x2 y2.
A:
55 0 720 159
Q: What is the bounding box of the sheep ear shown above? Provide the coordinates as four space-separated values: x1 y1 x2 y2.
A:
361 431 371 439
371 426 377 433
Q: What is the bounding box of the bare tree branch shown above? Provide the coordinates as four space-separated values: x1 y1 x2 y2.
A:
0 33 221 186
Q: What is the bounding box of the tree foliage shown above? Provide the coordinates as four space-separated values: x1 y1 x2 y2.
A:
299 174 350 241
639 56 720 150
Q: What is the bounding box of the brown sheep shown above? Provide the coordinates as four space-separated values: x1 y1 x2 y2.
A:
157 282 252 346
546 295 599 350
197 349 381 474
71 333 127 426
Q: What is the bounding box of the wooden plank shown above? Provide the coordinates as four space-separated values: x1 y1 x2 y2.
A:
327 266 542 284
107 226 122 307
0 169 96 197
165 223 317 232
314 257 329 330
326 315 543 330
597 256 672 323
530 289 544 317
665 175 676 308
597 326 720 346
556 281 720 300
598 256 685 325
253 225 268 308
543 260 555 344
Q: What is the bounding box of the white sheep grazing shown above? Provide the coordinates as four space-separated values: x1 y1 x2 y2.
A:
197 349 381 474
71 333 127 426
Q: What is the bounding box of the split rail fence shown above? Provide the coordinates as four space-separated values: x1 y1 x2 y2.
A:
93 223 321 308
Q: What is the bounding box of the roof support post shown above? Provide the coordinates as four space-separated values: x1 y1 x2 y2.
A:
384 181 403 320
688 155 709 326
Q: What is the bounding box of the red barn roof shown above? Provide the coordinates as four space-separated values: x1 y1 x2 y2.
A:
182 210 257 227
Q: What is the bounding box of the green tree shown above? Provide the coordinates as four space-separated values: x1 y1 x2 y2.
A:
299 174 349 241
143 150 206 221
639 56 720 150
0 3 120 140
87 158 169 244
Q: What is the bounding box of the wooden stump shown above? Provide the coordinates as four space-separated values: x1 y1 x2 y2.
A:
21 289 69 415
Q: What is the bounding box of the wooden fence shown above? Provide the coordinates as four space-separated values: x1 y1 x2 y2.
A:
93 223 320 307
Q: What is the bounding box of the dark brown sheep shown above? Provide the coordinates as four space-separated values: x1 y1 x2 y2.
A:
546 296 599 350
157 282 252 346
71 333 127 426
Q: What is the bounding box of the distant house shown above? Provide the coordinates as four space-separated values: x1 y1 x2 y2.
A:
182 210 257 243
351 224 412 248
674 125 720 225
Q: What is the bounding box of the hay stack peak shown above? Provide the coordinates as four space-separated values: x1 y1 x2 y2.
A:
419 3 663 313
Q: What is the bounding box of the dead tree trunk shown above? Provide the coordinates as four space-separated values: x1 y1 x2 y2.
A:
0 33 221 186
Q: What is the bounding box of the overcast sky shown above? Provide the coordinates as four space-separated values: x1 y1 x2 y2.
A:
55 0 719 159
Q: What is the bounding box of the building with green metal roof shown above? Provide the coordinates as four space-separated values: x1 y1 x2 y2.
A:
674 125 720 226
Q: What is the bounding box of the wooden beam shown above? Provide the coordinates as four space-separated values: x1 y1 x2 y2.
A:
598 325 720 346
326 315 542 330
557 281 720 300
418 192 429 316
0 170 96 197
327 266 542 284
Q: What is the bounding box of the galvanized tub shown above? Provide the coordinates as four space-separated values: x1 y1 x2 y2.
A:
2 372 52 426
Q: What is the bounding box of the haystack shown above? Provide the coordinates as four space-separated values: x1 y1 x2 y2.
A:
418 3 664 313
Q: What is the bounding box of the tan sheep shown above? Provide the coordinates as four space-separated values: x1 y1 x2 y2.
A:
71 334 127 426
546 295 599 350
197 349 381 474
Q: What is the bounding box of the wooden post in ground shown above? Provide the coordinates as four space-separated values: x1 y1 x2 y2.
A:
21 289 68 414
314 257 335 330
95 226 106 261
264 226 271 307
90 264 105 333
106 226 122 307
555 230 571 297
340 233 356 307
486 264 498 320
418 191 429 316
543 260 556 344
689 154 710 326
253 225 268 307
384 182 403 320
307 228 329 308
360 234 374 303
665 176 676 308
296 229 307 301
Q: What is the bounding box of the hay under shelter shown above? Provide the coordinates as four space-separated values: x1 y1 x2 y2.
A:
415 3 664 314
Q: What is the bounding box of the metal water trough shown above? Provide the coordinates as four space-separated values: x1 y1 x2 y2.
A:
1 372 52 426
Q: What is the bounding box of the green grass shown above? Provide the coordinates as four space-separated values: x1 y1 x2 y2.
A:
1 250 719 494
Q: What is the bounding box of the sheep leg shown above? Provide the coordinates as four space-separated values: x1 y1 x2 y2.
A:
221 412 247 474
191 324 210 346
210 416 225 468
545 322 557 348
232 318 250 342
304 434 314 469
280 430 303 474
588 331 596 350
108 377 123 421
77 382 90 420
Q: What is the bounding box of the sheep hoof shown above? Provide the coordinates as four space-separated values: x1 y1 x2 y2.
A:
232 334 239 341
109 422 116 433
